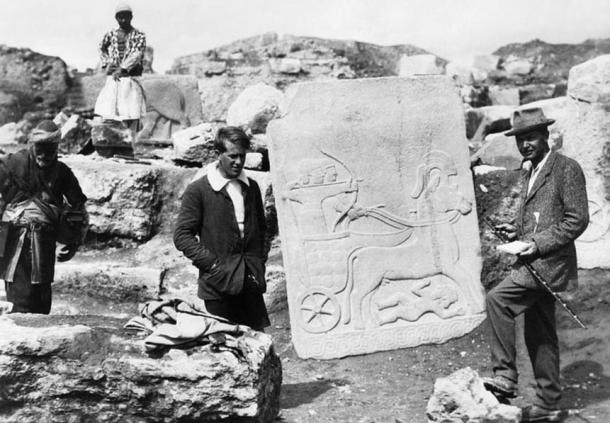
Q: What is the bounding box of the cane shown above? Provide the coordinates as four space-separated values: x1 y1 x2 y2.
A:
483 216 587 329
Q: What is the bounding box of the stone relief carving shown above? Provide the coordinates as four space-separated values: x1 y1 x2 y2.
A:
577 199 610 243
282 149 483 334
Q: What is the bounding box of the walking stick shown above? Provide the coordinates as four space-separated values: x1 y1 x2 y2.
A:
483 216 587 329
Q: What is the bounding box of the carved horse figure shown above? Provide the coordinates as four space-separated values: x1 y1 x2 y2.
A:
341 151 485 329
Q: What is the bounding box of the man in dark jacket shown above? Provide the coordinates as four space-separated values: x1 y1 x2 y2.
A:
483 108 589 422
173 126 270 331
0 120 88 314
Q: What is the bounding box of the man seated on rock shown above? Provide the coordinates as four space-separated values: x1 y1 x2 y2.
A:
483 108 589 422
0 121 88 314
173 126 270 331
94 2 146 142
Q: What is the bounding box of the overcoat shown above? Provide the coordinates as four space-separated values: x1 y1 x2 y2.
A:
511 152 589 291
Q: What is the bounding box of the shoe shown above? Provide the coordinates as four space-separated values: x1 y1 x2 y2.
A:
482 376 517 399
521 404 564 422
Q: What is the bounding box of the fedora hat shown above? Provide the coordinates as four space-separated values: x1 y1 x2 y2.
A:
505 107 555 137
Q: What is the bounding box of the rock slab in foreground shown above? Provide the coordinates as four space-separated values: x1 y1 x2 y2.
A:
426 367 521 423
0 315 281 423
268 76 485 359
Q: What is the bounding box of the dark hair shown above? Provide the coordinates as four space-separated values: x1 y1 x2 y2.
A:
214 126 251 152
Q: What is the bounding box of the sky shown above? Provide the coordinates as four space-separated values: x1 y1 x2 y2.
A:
1 0 609 73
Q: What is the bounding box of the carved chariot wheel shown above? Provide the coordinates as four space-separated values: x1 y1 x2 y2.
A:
297 288 341 333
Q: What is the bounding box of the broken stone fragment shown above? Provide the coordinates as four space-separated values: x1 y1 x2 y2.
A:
426 367 521 423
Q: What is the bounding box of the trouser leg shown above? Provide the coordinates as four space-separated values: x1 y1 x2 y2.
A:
486 276 543 383
5 259 52 314
524 292 561 408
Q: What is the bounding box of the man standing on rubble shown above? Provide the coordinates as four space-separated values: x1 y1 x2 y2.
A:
173 126 270 331
0 121 88 314
483 108 589 422
94 2 147 141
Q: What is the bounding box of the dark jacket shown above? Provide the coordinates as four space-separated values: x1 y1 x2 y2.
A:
512 152 589 291
0 149 87 284
173 174 267 300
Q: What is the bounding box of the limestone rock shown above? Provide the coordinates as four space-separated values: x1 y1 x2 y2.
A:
502 56 534 76
492 38 610 85
426 367 521 422
62 156 160 240
0 122 18 145
245 152 265 170
399 54 444 76
445 61 474 86
227 83 284 134
472 132 522 170
465 105 513 141
0 91 21 125
460 85 492 108
0 314 281 423
57 113 92 154
563 55 610 268
91 121 133 157
488 86 520 106
567 54 610 103
473 55 500 73
268 77 485 359
0 45 71 115
269 58 303 74
172 122 221 165
519 83 558 105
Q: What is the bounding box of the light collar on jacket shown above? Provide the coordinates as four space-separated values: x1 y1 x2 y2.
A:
207 162 249 192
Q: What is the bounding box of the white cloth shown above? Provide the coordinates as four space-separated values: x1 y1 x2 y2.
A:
527 151 551 195
207 162 250 237
94 76 146 121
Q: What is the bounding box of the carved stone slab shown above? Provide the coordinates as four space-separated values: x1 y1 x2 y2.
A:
563 55 610 269
268 76 486 359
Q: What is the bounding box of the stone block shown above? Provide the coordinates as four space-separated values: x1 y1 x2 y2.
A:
172 122 221 165
269 58 303 74
465 105 513 141
0 315 281 423
473 132 522 170
62 156 160 240
426 368 521 422
445 61 474 86
489 86 520 106
268 76 485 359
226 83 284 134
0 122 18 145
563 55 610 268
398 54 443 76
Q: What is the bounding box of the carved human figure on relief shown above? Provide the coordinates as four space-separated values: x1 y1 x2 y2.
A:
376 279 465 324
342 150 485 330
283 156 365 235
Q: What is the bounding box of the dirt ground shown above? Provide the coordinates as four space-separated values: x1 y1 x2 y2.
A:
268 269 610 423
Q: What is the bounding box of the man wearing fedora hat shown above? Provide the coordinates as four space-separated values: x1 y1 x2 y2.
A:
483 107 589 421
0 121 88 313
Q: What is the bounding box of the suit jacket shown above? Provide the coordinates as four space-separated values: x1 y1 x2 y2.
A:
173 174 267 300
511 152 589 291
